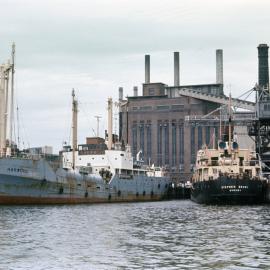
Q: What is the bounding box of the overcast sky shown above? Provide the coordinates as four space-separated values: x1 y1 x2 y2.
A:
0 0 269 152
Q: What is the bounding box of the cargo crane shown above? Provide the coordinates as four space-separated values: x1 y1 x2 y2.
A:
185 44 270 176
248 85 270 173
248 43 270 174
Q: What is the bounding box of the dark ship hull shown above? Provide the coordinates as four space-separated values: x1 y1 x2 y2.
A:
191 177 266 204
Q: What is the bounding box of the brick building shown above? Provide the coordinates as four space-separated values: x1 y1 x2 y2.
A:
119 50 226 182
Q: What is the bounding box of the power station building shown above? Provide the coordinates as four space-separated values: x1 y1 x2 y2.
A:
119 50 226 181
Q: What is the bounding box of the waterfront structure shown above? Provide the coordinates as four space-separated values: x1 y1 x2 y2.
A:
119 50 230 180
119 50 254 182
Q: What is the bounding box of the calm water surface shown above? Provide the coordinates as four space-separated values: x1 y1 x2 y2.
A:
0 200 269 270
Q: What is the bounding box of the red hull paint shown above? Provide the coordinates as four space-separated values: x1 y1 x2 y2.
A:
0 195 163 205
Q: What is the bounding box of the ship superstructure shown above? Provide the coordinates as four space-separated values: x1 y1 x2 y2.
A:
61 97 170 202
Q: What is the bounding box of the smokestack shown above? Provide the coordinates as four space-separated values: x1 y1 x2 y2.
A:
145 54 150 83
118 87 123 101
258 44 269 88
133 86 138 97
216 49 223 84
174 52 180 86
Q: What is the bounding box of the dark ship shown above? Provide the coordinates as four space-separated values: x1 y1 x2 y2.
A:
191 141 266 204
191 95 266 204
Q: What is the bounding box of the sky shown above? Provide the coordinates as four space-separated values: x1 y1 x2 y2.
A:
0 0 269 153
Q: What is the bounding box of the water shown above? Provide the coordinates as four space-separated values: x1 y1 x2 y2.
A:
0 200 269 270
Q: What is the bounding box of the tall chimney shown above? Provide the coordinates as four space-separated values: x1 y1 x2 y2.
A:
145 54 150 83
216 49 223 84
174 52 180 86
133 86 138 97
258 44 269 88
118 87 123 101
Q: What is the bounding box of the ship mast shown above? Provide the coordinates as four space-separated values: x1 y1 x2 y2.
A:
0 65 5 156
107 97 113 150
10 43 15 152
0 44 14 157
228 93 232 154
72 89 78 170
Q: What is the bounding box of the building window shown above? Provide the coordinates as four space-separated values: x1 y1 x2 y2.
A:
198 126 203 149
140 106 152 111
148 88 155 95
157 123 162 166
172 123 176 167
190 126 196 165
139 124 144 159
164 123 169 165
146 125 152 163
214 126 219 148
157 105 170 111
132 125 137 158
171 104 184 112
179 125 184 166
205 126 211 146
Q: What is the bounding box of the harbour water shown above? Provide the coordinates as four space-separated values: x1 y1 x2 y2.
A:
0 200 269 270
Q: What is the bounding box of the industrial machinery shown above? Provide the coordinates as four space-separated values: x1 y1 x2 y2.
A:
248 44 270 173
184 44 270 175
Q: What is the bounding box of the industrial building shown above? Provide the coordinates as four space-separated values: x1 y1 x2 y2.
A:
119 49 258 182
